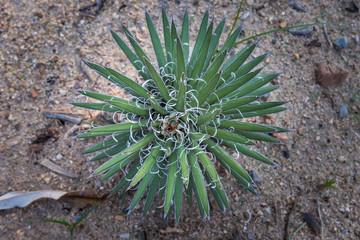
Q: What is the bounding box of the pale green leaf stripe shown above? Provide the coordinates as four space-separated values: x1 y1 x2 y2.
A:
244 85 280 97
110 160 141 196
188 151 209 218
81 133 130 154
223 101 286 114
143 174 160 216
122 24 150 66
129 163 158 211
164 150 178 216
192 144 220 186
207 69 261 105
71 102 122 113
202 17 226 73
203 139 253 183
222 140 275 166
149 95 168 115
189 132 210 141
215 183 231 212
228 72 281 99
196 108 222 125
106 68 149 99
176 36 186 84
210 96 257 112
170 21 179 73
217 120 280 132
89 120 148 133
228 107 286 119
199 125 255 145
189 21 214 81
130 144 161 187
83 60 145 98
180 9 189 61
203 171 225 212
176 73 186 112
157 168 167 201
108 27 149 79
90 144 127 162
77 131 117 138
145 9 166 68
231 53 270 82
78 90 127 103
123 131 156 154
143 154 166 215
100 152 138 182
222 40 258 71
178 144 189 186
187 8 209 76
186 178 193 207
219 25 241 54
108 100 150 117
143 57 171 102
93 150 139 175
174 170 183 223
162 5 172 62
203 139 255 190
236 131 280 143
197 50 227 92
193 72 221 107
189 172 204 218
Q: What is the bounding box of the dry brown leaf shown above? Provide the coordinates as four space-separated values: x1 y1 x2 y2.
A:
40 159 77 178
0 190 105 210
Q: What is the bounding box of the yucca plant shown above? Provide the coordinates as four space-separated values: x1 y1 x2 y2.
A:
73 6 287 221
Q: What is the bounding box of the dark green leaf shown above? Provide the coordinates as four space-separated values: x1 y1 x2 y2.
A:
145 9 166 68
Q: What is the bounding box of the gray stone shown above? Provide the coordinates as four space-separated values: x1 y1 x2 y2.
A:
120 233 130 239
334 37 347 48
339 105 348 118
249 170 262 183
242 12 250 21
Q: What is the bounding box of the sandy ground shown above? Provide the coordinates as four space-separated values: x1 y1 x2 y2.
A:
0 0 359 239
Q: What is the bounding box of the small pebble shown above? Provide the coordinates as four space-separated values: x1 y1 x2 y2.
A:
283 150 290 159
339 105 348 118
297 128 303 135
242 12 250 20
279 22 287 28
333 37 347 48
249 170 263 183
59 89 67 96
56 153 63 161
355 35 359 44
120 233 130 239
294 53 300 60
272 39 277 45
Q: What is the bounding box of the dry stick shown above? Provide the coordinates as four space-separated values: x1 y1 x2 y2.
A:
78 57 95 83
43 112 83 124
285 200 297 240
323 24 332 46
317 198 324 240
288 0 309 13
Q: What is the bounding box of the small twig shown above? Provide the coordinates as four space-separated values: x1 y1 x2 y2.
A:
78 58 94 83
317 198 324 239
288 0 309 13
64 124 80 139
44 112 83 124
285 200 297 240
78 12 96 19
289 27 313 37
323 24 332 46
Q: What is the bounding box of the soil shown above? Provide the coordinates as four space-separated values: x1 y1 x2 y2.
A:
0 0 359 239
